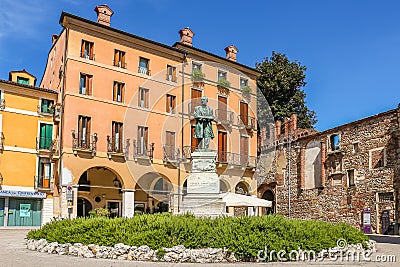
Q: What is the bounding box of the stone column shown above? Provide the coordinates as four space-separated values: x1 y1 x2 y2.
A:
122 189 135 218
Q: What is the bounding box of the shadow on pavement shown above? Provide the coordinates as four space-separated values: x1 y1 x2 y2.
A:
368 234 400 244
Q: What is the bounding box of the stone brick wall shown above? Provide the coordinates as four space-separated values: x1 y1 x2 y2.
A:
258 106 400 233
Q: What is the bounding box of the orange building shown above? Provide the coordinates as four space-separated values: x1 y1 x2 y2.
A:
40 5 260 218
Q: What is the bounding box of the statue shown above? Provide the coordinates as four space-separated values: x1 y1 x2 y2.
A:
193 96 214 150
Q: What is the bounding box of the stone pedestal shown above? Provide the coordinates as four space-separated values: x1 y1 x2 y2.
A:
181 151 227 217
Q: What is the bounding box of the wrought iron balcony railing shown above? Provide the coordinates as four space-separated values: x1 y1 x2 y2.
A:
36 137 53 151
215 109 234 125
133 140 154 160
0 99 5 110
37 105 54 115
107 136 129 159
163 144 180 163
113 60 127 69
238 115 256 130
216 151 257 168
182 146 197 161
72 130 97 154
35 175 52 189
138 66 151 76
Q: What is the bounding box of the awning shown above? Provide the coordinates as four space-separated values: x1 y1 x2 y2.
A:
220 192 272 207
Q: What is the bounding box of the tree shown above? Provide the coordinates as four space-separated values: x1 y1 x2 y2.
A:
256 51 317 129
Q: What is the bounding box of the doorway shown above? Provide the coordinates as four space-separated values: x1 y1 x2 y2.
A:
77 197 92 217
7 198 42 226
107 201 121 218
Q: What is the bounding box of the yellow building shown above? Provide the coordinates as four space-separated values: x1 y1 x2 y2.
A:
0 70 58 227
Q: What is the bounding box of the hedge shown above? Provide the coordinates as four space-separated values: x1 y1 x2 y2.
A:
27 213 368 261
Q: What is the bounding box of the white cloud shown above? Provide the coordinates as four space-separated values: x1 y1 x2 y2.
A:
0 0 48 40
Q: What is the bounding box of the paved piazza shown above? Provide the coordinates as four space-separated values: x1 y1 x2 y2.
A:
0 229 399 267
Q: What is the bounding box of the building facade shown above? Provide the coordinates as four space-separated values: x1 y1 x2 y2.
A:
40 5 260 219
258 107 400 233
0 70 58 227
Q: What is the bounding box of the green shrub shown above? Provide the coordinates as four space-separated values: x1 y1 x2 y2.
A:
217 78 230 88
88 207 110 217
242 85 251 93
27 214 368 262
191 69 205 81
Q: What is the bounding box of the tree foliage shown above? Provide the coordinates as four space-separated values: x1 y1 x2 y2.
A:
256 51 317 129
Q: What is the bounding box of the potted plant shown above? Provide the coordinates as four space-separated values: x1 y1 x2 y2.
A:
217 78 230 89
191 69 205 81
242 85 251 94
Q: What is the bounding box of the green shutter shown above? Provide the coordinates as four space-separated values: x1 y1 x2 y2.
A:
39 124 53 149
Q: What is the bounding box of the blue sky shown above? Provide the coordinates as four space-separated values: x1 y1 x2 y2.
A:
0 0 399 131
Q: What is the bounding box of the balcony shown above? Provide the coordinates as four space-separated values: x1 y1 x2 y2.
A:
49 139 60 161
36 137 53 152
113 60 127 69
35 175 52 190
133 140 154 161
215 109 234 126
138 66 151 76
238 115 256 130
37 105 54 116
107 136 129 159
0 99 5 110
217 151 257 169
0 132 4 153
72 130 97 156
163 144 180 163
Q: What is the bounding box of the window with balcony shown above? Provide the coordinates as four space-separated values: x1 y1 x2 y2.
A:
37 157 51 188
79 73 92 95
192 62 202 72
164 131 176 160
114 49 126 68
239 101 249 126
218 70 227 81
191 62 204 81
166 94 176 114
17 76 29 85
166 65 177 82
40 99 54 114
78 115 91 148
111 121 123 153
137 126 149 155
240 78 248 89
38 123 53 150
240 135 249 166
113 81 124 102
138 57 150 75
81 40 94 60
138 87 149 108
218 131 227 163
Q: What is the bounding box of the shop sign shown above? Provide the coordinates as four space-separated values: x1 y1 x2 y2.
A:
0 190 46 199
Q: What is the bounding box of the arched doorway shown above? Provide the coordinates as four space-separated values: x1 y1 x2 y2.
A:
77 197 93 217
77 167 123 218
135 173 173 214
262 190 275 214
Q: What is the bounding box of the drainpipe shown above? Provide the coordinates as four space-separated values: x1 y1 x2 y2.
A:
177 51 188 213
58 26 69 218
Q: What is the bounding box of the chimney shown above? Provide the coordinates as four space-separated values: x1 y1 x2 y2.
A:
275 120 282 137
224 45 238 62
52 34 59 44
284 118 289 134
94 4 114 27
290 114 298 131
178 27 194 46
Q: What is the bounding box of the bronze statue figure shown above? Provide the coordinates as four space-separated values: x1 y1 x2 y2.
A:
193 96 214 150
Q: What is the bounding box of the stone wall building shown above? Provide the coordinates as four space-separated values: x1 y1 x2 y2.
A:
257 105 400 234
